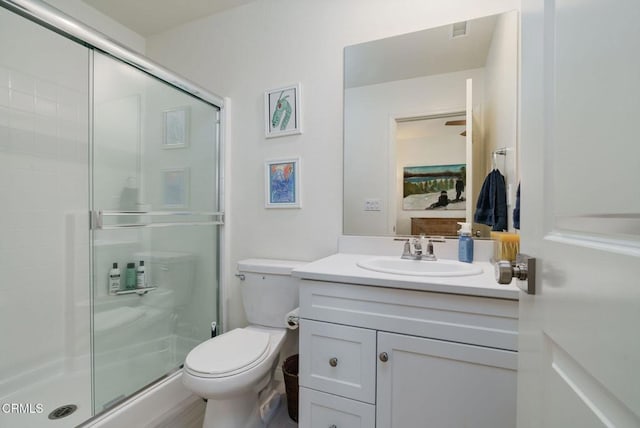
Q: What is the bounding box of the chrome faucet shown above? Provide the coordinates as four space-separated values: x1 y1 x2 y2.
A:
412 237 423 258
394 235 446 261
396 236 445 260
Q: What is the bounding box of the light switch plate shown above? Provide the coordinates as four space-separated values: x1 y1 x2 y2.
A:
364 199 381 211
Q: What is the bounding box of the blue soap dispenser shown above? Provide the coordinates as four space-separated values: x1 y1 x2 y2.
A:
457 222 474 263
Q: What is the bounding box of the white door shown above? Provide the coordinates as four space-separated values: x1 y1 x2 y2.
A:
465 78 474 224
518 0 640 426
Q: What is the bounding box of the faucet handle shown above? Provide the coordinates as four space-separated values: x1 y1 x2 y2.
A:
393 238 415 259
395 238 412 258
427 236 446 243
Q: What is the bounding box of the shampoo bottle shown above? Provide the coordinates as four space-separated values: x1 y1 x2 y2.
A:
108 263 121 294
125 262 136 289
136 260 146 289
457 222 474 263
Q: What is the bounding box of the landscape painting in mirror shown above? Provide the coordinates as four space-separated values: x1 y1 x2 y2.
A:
403 164 466 211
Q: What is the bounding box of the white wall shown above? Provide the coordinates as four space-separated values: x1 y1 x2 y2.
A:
44 0 146 53
344 69 484 236
483 10 519 229
146 0 519 330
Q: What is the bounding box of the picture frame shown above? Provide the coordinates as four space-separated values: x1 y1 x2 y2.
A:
264 83 302 138
163 107 189 148
162 167 190 208
402 164 467 211
265 158 301 208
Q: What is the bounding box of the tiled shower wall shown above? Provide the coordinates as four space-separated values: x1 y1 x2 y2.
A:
0 8 91 400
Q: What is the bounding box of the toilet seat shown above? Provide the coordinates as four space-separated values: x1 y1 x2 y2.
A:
185 328 270 379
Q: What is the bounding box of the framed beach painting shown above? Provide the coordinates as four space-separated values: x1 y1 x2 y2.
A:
264 83 301 138
265 158 301 208
163 107 189 148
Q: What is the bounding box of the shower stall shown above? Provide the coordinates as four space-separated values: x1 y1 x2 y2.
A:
0 1 223 426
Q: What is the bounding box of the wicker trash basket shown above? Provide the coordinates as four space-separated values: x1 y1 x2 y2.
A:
282 354 299 422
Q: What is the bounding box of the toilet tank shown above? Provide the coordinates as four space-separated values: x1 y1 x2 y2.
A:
135 251 195 307
238 259 306 328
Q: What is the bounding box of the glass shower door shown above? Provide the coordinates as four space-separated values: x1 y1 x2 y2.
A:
91 51 221 412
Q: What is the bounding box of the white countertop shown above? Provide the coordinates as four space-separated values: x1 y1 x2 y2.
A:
292 253 519 300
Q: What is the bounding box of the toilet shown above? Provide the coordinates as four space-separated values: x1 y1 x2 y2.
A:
182 258 305 428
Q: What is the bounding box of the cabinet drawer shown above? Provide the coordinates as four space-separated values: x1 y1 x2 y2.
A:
299 387 375 428
299 319 376 403
300 280 519 351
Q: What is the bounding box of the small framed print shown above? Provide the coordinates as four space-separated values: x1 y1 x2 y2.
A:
264 83 301 138
163 107 189 148
265 158 301 208
162 168 190 208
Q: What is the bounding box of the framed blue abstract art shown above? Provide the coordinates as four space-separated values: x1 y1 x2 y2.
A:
265 158 301 208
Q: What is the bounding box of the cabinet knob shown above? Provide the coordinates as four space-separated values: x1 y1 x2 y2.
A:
379 352 389 362
329 425 337 428
329 357 338 367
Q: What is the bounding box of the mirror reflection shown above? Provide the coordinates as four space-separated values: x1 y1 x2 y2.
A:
343 11 518 237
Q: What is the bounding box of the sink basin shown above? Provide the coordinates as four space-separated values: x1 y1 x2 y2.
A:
356 257 483 277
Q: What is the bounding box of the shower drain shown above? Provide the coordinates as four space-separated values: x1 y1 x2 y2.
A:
48 404 78 420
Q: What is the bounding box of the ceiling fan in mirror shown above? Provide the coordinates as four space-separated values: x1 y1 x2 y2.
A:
445 119 467 136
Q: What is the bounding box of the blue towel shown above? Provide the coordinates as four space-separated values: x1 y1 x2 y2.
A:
513 182 520 230
474 169 507 231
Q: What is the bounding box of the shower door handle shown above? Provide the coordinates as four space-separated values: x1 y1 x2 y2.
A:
90 210 224 230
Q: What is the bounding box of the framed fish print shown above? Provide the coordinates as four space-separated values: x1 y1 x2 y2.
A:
162 107 189 148
264 83 302 138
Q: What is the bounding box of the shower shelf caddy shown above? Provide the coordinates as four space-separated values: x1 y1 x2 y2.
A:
114 286 158 296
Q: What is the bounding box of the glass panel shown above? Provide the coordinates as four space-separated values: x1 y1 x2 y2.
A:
92 52 219 412
0 7 92 427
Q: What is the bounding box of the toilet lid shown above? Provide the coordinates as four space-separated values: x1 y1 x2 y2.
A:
185 328 270 377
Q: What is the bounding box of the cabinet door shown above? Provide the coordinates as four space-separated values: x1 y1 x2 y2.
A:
299 387 375 428
299 319 376 403
377 332 517 428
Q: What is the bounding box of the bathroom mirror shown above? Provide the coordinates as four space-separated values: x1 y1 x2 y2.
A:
343 11 518 237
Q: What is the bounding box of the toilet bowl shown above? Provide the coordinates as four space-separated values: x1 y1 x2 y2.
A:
183 326 286 399
182 259 305 428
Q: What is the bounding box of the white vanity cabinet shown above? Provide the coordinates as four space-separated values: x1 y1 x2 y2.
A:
297 279 518 428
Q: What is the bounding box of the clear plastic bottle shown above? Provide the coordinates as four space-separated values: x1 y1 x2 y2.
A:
136 260 146 289
457 222 474 263
108 263 121 294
